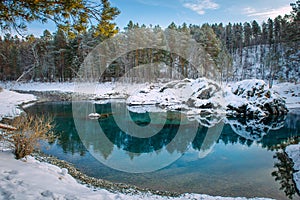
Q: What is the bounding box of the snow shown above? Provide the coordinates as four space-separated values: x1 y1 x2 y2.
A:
1 82 77 93
0 89 37 121
285 144 300 192
273 82 300 109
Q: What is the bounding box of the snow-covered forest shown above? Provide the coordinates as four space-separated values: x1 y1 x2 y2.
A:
0 2 299 83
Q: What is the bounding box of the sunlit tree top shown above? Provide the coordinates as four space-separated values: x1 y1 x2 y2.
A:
0 0 120 37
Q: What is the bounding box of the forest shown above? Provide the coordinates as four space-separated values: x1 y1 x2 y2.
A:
0 1 299 83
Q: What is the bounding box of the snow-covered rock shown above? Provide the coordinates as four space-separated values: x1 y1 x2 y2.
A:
127 78 226 126
226 80 288 118
127 78 225 110
285 144 300 192
88 112 101 119
127 79 290 123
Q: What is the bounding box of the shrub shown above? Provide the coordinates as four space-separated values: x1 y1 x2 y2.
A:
6 114 54 159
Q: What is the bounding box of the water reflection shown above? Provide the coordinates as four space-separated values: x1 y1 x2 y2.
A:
25 101 300 160
225 115 286 141
25 102 300 198
272 151 299 199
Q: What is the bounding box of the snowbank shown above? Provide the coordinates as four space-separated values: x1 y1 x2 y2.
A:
285 144 300 192
0 89 36 121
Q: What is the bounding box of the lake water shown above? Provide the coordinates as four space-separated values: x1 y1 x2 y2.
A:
25 101 300 199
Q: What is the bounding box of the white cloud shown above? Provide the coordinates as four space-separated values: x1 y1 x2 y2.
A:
243 6 292 21
183 0 220 15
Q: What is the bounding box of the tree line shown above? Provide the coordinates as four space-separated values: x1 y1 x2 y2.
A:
0 1 299 83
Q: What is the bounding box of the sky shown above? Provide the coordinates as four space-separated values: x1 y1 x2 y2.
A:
9 0 294 36
110 0 293 29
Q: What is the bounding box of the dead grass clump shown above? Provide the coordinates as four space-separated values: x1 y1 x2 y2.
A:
6 114 54 159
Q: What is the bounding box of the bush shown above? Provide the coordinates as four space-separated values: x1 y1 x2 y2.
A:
6 114 54 159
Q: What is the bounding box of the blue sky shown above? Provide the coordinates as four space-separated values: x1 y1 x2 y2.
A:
21 0 294 36
110 0 293 28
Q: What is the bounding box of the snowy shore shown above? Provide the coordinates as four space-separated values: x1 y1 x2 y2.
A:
0 80 299 199
0 89 36 121
1 80 299 110
0 150 275 200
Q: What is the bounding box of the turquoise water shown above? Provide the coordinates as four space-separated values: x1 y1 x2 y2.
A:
26 102 300 199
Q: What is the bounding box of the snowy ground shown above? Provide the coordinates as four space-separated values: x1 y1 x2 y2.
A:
0 89 36 121
273 82 300 109
0 80 299 199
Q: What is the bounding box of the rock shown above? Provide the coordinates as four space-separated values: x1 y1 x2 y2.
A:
88 113 100 119
88 112 112 119
128 78 225 111
226 79 288 118
126 78 226 126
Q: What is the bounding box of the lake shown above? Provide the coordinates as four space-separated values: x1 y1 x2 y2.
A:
25 101 300 199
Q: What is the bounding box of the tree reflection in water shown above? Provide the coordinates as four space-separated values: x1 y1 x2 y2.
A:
25 102 300 198
272 147 300 199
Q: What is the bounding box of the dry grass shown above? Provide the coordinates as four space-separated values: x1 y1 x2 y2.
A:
0 86 3 92
5 114 54 159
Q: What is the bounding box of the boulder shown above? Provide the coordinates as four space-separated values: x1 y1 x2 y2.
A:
226 79 288 118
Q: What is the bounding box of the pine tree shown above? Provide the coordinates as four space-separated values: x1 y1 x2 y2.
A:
168 22 177 30
243 22 252 47
261 22 268 45
94 0 120 38
267 18 274 45
251 20 261 45
0 0 120 37
225 23 234 53
274 16 282 44
53 29 69 81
